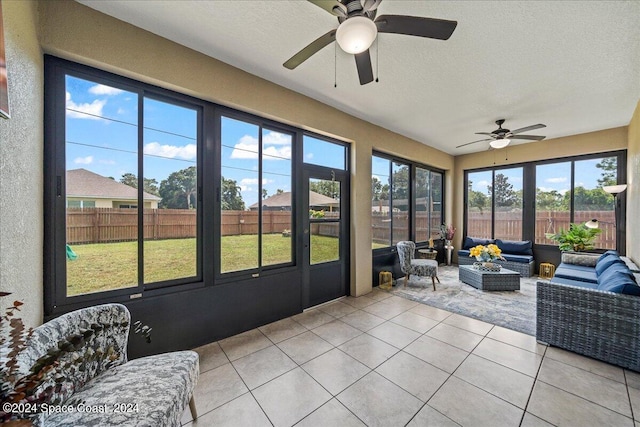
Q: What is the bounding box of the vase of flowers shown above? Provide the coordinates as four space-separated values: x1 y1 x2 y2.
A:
440 224 456 247
469 244 505 270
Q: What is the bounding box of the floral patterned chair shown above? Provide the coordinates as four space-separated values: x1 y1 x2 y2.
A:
15 303 199 427
396 241 440 290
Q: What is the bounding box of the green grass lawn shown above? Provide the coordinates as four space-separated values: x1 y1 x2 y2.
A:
67 234 340 295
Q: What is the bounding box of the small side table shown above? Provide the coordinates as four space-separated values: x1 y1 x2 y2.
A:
445 245 454 266
418 249 437 260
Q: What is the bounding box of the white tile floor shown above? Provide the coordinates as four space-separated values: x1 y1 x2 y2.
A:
182 288 640 427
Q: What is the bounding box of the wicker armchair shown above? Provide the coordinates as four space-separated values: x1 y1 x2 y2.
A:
536 280 640 372
396 241 439 290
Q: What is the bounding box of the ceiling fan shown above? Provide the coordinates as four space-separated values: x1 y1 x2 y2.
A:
456 119 547 149
283 0 458 85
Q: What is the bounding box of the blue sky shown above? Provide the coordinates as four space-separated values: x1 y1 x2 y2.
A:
467 159 611 195
65 75 343 208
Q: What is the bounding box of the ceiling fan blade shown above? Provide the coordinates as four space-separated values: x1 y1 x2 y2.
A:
283 30 336 70
355 50 374 85
307 0 347 17
363 0 383 12
375 15 457 40
456 138 492 149
509 124 546 134
475 132 497 137
510 135 546 141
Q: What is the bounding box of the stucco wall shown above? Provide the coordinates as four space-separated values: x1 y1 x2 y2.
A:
628 101 640 263
0 0 43 326
37 0 454 298
452 126 629 261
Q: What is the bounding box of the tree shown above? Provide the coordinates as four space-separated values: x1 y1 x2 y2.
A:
488 173 518 207
536 188 565 211
310 180 339 199
120 173 159 196
221 177 245 210
391 165 409 203
571 186 614 211
262 188 268 200
468 190 489 214
276 189 285 195
596 157 617 187
159 166 197 209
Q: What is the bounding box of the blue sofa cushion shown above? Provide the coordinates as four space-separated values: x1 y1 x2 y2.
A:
463 237 494 250
458 249 470 257
556 262 596 273
550 276 599 289
555 265 598 283
501 253 534 264
496 239 533 256
597 250 619 263
595 257 624 277
597 271 640 295
598 263 636 285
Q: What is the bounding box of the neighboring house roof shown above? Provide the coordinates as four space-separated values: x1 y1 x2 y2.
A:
249 191 338 209
66 168 161 201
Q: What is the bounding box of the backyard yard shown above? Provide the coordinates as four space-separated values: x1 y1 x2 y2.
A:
67 234 339 295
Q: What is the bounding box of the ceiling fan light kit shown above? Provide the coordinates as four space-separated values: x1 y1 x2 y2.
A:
336 16 377 54
489 139 510 149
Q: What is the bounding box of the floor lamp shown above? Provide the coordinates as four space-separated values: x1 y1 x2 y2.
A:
603 184 627 252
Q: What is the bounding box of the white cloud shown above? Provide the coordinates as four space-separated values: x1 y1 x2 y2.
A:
240 178 260 186
66 92 107 120
230 134 291 160
89 84 123 96
538 186 568 195
117 108 126 115
74 156 93 165
546 177 567 183
476 180 490 188
306 153 314 160
144 142 197 160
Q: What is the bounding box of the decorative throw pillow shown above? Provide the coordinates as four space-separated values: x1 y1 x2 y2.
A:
495 239 533 255
597 271 640 295
595 257 624 277
597 250 619 263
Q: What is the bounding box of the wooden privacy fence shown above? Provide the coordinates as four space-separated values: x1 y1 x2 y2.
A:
466 210 617 248
371 212 442 245
67 208 296 244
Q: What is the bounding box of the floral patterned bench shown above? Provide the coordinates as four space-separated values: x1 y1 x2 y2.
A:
15 303 199 426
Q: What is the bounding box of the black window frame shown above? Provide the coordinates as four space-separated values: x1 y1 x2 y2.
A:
44 56 351 316
463 150 627 253
371 151 446 252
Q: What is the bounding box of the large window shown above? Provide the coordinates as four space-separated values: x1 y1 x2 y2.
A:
536 156 617 249
465 152 625 252
371 153 445 249
45 57 351 313
219 116 293 274
62 73 200 297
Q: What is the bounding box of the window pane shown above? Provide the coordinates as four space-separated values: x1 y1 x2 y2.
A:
466 171 492 239
415 167 430 243
493 167 523 240
430 171 443 240
371 156 391 248
261 129 293 266
221 116 257 272
303 135 346 169
143 98 198 284
310 178 341 265
535 162 571 244
574 157 616 249
65 75 139 296
391 162 409 245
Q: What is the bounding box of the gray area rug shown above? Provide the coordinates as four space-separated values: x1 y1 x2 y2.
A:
389 265 543 336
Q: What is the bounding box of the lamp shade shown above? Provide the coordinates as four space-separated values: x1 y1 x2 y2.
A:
489 138 510 149
335 17 378 54
603 184 627 195
585 219 599 229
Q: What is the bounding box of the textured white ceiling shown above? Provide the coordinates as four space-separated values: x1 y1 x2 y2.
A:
78 0 640 155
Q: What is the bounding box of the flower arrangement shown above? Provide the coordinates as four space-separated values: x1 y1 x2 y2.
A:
440 224 456 241
469 244 505 262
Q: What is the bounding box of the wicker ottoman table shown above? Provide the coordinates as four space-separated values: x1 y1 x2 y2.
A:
459 265 520 291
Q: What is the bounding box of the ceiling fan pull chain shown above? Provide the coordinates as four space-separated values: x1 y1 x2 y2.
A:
375 37 379 83
334 41 337 88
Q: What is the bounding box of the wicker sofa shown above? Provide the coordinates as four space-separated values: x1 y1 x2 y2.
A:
457 237 535 277
537 251 640 371
14 303 199 426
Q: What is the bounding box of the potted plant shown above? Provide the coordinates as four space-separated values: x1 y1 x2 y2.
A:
545 223 602 252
